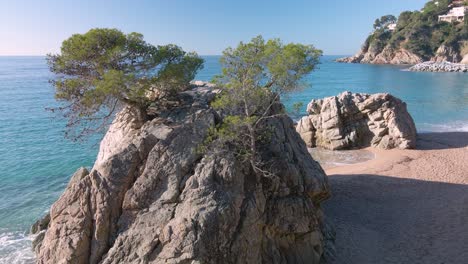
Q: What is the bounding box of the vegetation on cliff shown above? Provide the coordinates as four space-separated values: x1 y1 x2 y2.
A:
340 0 468 63
386 0 467 59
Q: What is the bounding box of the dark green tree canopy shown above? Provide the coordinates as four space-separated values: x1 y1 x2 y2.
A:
48 28 203 139
373 15 397 30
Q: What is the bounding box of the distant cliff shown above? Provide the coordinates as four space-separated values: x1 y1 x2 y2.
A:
338 0 468 64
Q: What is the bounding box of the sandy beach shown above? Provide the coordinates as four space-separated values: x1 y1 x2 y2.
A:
324 132 468 264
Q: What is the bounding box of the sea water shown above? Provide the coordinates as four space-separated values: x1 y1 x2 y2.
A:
0 55 467 262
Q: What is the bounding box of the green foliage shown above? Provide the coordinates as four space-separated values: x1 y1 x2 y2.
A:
373 15 397 30
205 36 321 170
366 0 467 60
48 28 203 140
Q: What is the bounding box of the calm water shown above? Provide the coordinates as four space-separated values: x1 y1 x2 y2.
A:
0 55 467 262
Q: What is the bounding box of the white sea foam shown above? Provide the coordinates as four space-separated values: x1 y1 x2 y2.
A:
419 121 468 133
0 231 35 264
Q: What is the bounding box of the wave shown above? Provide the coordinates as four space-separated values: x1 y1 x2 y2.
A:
0 231 35 264
418 121 468 133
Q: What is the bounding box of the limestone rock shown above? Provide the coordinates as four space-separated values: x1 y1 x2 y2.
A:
296 92 417 150
34 83 331 264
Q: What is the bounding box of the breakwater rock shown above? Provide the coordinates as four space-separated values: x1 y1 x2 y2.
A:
408 61 468 72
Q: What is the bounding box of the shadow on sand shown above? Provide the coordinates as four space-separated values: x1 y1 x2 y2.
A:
324 174 468 264
417 132 468 150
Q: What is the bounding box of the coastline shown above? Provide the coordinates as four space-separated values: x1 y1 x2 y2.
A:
323 132 468 263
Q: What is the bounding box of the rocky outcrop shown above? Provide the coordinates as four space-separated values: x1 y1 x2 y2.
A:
408 61 468 72
336 47 422 65
336 0 468 66
34 84 332 264
296 92 417 150
31 213 51 253
462 54 468 64
432 45 463 63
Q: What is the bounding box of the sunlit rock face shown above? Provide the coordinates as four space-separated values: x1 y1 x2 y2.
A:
297 92 417 150
33 84 332 264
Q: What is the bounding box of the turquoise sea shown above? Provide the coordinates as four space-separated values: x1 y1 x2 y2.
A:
1 55 467 263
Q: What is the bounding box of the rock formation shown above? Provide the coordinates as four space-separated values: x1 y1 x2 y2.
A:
336 47 422 65
432 44 464 63
33 84 332 264
336 0 468 66
408 61 468 72
296 92 417 150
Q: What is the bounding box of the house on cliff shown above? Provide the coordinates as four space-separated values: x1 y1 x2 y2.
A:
438 6 468 22
387 23 397 31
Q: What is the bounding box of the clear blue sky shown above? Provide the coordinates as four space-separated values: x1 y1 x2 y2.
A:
0 0 428 56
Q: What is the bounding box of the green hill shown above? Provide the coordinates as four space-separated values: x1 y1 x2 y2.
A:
338 0 468 64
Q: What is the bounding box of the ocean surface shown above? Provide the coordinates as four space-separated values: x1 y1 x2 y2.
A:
0 55 467 262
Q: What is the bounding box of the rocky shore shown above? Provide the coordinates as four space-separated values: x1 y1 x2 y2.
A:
408 61 468 72
32 83 333 264
335 47 422 65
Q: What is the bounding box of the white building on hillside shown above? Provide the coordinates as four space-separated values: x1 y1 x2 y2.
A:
387 23 397 31
438 6 468 22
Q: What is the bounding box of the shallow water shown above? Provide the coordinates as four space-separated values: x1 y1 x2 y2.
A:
0 55 467 262
309 148 375 169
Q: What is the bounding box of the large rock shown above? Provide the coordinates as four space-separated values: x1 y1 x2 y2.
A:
432 45 463 63
296 92 417 150
35 85 331 264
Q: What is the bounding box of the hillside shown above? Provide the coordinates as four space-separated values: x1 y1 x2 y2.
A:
338 0 468 64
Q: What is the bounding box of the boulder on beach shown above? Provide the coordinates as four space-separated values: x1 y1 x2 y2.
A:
296 92 417 150
34 83 332 264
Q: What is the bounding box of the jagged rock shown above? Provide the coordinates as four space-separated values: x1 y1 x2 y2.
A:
389 49 423 64
30 213 51 254
337 47 422 65
432 45 463 63
31 213 50 235
34 84 331 264
462 54 468 64
296 92 417 150
408 61 468 72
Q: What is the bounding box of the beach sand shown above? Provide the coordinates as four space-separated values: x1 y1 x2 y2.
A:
323 132 468 264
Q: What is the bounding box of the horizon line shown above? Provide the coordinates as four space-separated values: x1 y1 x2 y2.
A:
0 54 351 57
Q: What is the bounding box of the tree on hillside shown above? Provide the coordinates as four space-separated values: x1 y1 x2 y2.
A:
397 11 414 29
48 28 204 140
206 36 322 174
373 15 397 30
